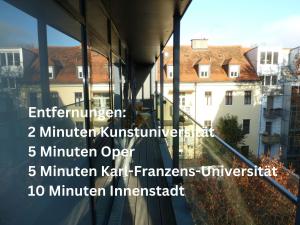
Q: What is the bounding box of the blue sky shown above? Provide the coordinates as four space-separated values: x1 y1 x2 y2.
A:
0 0 300 48
179 0 300 47
0 0 79 47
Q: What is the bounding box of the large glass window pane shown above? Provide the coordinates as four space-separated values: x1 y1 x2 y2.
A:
0 53 7 66
273 52 278 64
14 53 20 66
260 52 266 64
7 52 13 65
266 51 272 64
0 1 93 224
88 45 110 130
0 2 40 225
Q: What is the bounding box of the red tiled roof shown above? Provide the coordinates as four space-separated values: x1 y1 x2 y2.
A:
23 46 109 84
159 45 259 83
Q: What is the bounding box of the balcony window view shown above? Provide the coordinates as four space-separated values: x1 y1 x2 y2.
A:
0 1 299 225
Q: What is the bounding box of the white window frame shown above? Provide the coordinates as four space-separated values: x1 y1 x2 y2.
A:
75 92 83 106
260 51 279 65
167 65 173 78
77 66 90 79
3 77 17 89
48 66 54 79
205 91 212 105
9 77 16 89
179 92 186 106
229 65 240 78
0 52 21 66
93 92 110 109
204 120 212 128
198 64 210 78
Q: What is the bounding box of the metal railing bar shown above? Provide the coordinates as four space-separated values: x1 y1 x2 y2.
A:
161 95 299 205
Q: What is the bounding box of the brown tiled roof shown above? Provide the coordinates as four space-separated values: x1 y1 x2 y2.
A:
194 56 211 65
159 45 259 83
23 46 109 84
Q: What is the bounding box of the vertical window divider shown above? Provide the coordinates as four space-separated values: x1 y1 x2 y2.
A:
37 20 51 109
79 1 95 225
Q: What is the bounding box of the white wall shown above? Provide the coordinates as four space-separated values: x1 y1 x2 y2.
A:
160 81 261 154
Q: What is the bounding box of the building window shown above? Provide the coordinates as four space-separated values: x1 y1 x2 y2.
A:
264 144 271 155
265 121 272 134
0 52 20 66
204 120 212 128
273 52 279 64
0 53 6 66
260 52 266 64
75 92 83 106
50 92 59 106
225 91 233 105
77 66 83 79
48 66 54 79
229 65 240 78
14 53 20 66
179 92 186 106
265 76 271 85
240 146 249 157
266 52 272 64
244 91 251 105
169 105 173 116
93 92 110 109
7 53 13 66
29 92 38 107
205 91 212 105
77 66 90 79
271 75 277 85
260 51 279 65
1 77 16 89
199 65 210 78
267 96 274 109
243 119 250 134
167 65 173 78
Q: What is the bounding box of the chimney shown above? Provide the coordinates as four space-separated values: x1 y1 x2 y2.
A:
191 38 208 50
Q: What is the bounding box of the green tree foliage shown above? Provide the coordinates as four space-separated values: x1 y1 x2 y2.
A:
216 114 245 148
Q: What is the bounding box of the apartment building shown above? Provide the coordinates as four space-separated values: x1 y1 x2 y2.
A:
284 46 300 170
158 40 261 157
245 46 290 158
0 47 111 129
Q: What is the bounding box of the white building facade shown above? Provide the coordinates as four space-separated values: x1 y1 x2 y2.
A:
158 42 262 157
246 46 290 158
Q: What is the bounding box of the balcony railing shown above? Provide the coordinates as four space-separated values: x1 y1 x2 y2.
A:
261 132 281 144
0 65 23 77
263 108 283 119
262 85 283 96
156 94 300 225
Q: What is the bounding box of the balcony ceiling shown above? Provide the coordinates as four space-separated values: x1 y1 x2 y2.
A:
102 0 191 64
5 0 192 64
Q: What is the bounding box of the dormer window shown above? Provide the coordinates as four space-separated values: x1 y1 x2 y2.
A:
260 51 279 65
167 65 173 78
0 52 20 66
229 65 240 78
48 66 54 79
198 64 210 78
77 66 90 79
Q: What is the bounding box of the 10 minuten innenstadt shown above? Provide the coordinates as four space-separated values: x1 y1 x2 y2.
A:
27 107 277 198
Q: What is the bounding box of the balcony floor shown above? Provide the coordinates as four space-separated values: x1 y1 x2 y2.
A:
121 136 176 225
93 128 176 225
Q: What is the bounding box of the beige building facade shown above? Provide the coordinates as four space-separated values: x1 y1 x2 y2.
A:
157 41 262 157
